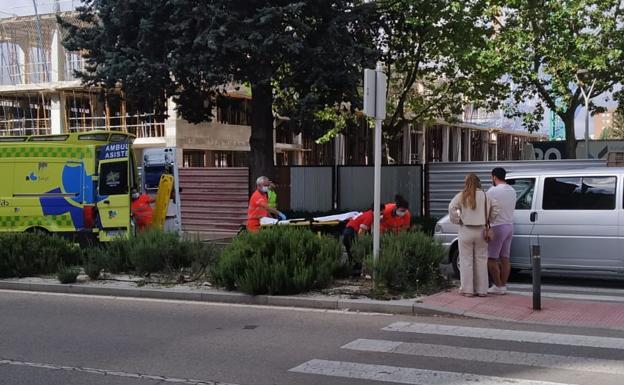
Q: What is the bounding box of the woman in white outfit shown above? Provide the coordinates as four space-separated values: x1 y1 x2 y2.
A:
448 173 498 297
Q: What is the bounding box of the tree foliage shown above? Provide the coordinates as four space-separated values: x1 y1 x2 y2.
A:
60 0 378 180
377 0 498 136
485 0 624 158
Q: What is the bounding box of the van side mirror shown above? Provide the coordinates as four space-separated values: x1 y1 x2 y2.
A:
530 212 538 223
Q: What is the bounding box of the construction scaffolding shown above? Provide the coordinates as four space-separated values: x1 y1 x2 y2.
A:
0 10 166 137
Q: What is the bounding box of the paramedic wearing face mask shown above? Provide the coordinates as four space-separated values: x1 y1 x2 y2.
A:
131 188 155 231
381 195 411 233
247 176 287 232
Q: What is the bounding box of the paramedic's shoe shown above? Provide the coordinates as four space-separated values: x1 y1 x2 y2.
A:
487 285 506 295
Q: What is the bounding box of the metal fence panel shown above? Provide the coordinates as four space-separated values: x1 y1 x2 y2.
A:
290 167 334 212
426 160 606 218
338 166 422 213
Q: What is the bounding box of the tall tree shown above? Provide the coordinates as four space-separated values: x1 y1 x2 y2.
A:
60 0 378 183
486 0 624 158
376 0 498 137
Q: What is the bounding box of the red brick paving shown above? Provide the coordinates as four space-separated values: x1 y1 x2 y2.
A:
422 289 624 330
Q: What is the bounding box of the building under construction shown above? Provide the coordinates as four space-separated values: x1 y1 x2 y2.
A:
0 10 544 167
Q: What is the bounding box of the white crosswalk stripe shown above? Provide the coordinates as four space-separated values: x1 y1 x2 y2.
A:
383 321 624 349
505 283 624 303
289 321 624 385
509 290 624 303
342 338 624 375
289 359 576 385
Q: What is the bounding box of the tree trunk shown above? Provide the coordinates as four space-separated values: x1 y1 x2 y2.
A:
562 113 577 159
249 83 275 192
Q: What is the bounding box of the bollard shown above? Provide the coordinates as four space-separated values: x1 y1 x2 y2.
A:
531 244 541 310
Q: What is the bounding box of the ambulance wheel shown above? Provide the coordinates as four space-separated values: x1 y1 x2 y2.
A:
25 227 49 235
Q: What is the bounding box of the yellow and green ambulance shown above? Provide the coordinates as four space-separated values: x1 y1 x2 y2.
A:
0 131 138 242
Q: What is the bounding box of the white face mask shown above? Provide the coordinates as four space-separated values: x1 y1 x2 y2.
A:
132 192 139 200
396 210 406 217
260 186 269 193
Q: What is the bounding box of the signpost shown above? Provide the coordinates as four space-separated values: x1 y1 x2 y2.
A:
363 63 387 272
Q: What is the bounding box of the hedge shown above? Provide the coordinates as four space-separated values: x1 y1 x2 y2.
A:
0 232 82 278
353 231 445 293
212 226 343 295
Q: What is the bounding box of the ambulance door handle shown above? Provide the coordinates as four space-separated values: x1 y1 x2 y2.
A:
103 200 110 205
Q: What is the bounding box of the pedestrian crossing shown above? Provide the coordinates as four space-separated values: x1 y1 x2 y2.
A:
289 320 624 385
383 321 624 349
506 283 624 304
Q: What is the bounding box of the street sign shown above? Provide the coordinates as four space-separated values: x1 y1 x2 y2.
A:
364 63 387 275
364 68 387 119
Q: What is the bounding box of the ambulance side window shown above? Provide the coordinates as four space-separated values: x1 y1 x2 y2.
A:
99 161 128 195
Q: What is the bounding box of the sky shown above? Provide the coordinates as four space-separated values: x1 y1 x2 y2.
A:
0 0 75 17
0 0 618 139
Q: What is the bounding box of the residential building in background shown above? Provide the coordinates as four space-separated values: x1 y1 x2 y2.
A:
593 109 615 139
0 11 544 167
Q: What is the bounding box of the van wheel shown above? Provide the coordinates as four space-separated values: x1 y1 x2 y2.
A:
450 245 460 279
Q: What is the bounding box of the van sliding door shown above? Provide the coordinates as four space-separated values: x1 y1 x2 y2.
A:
535 175 619 271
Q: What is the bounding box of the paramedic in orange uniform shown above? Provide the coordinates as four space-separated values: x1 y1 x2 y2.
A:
381 195 411 233
343 203 385 275
131 188 155 231
247 176 286 232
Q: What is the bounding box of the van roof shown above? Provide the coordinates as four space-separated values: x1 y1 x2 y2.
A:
0 131 135 145
508 166 624 178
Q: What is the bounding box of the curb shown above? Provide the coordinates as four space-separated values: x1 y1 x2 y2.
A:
0 280 453 317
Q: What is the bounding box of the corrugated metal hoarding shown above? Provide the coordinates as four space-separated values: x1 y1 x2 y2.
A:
338 165 422 213
426 160 605 218
290 167 334 212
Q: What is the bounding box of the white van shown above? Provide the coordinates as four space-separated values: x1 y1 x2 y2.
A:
434 167 624 277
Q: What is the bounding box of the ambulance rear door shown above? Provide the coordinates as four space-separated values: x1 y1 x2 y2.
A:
97 142 131 239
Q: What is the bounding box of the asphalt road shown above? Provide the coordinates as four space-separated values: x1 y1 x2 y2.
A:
2 290 624 385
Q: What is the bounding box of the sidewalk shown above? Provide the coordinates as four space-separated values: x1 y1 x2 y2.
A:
1 278 624 331
420 288 624 330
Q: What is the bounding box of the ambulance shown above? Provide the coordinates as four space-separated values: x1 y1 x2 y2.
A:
0 131 138 242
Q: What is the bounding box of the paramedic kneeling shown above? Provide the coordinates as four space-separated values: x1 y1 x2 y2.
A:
343 203 385 276
131 188 155 231
381 195 411 233
247 176 286 233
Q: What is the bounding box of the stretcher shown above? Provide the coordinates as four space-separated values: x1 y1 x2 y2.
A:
260 212 360 237
152 174 174 230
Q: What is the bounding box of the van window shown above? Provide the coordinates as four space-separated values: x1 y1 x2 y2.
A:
508 178 535 210
543 176 616 210
99 161 128 195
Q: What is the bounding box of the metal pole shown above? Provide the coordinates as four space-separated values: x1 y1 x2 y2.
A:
531 244 541 310
585 97 590 159
372 63 383 270
578 78 596 159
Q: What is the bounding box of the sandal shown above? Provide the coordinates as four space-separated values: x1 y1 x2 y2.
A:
462 293 475 297
477 293 488 297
